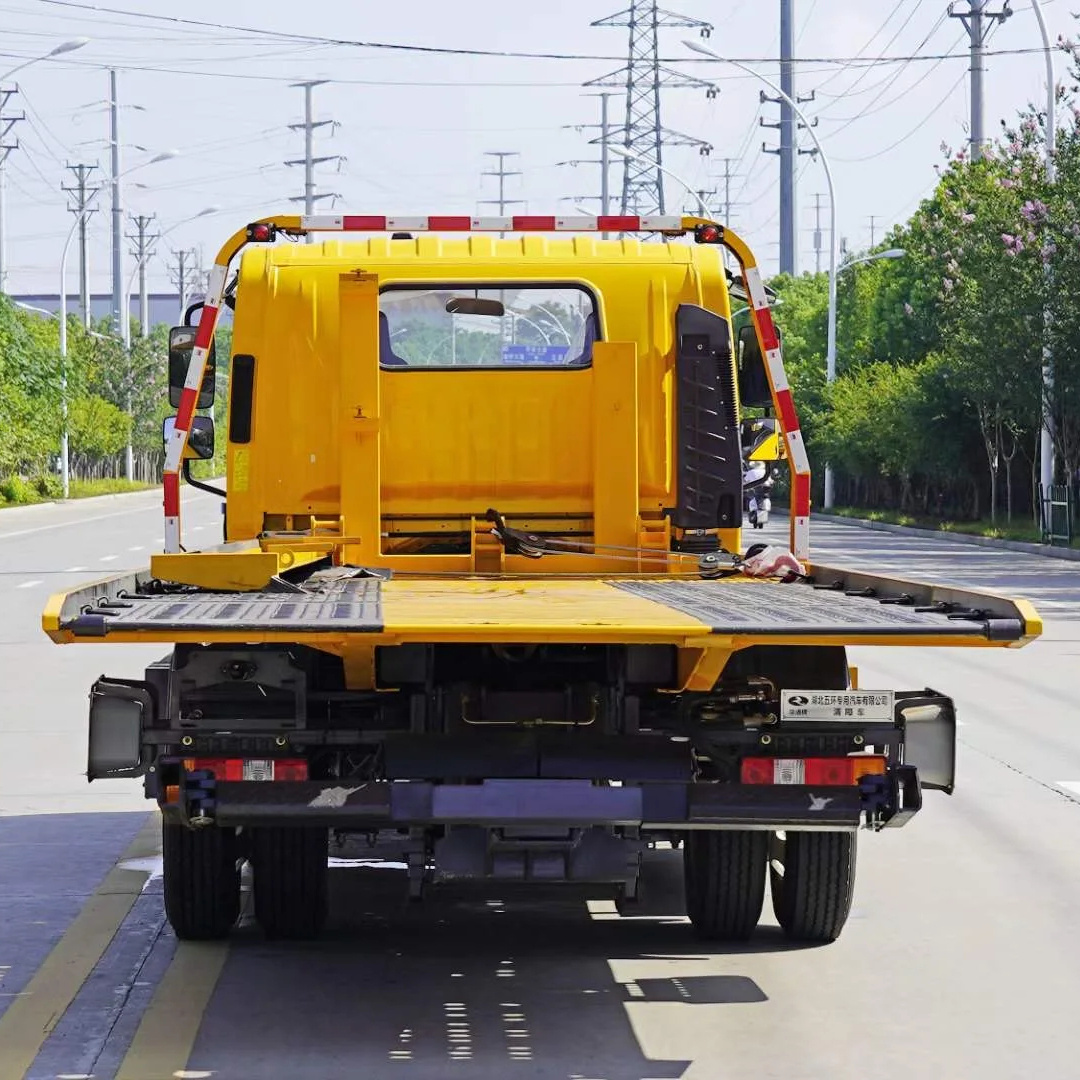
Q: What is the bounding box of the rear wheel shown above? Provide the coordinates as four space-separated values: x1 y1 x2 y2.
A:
683 830 767 940
162 823 241 941
769 830 857 943
250 826 329 940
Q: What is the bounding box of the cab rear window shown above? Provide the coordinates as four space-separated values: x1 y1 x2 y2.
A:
378 285 598 368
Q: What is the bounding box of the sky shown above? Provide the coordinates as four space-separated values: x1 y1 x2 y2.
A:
0 0 1076 296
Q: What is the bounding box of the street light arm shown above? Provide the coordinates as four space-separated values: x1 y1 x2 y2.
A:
607 144 710 216
839 248 906 273
0 38 89 83
684 38 837 374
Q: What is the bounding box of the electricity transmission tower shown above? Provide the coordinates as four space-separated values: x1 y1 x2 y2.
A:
588 3 716 215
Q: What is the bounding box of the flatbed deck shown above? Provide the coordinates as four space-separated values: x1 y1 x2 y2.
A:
43 563 1040 648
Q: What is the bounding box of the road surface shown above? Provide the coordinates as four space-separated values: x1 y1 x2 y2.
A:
1 493 1078 1080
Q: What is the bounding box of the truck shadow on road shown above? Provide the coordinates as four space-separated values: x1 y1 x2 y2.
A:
187 849 782 1080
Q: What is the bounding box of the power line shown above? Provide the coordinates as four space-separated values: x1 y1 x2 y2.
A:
27 0 1064 66
832 69 969 163
816 14 956 132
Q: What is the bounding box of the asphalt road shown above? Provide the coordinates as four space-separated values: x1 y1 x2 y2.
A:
1 494 1078 1080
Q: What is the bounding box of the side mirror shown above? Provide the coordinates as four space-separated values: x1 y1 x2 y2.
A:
168 326 216 409
163 415 215 460
737 323 773 409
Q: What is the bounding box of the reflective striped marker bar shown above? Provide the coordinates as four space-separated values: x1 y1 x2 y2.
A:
163 215 810 562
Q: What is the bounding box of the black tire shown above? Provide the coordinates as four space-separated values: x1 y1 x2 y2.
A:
770 830 857 943
250 826 329 940
683 830 767 941
162 823 241 941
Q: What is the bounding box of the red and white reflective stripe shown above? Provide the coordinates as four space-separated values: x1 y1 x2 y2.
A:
743 266 811 560
162 261 229 553
299 214 684 233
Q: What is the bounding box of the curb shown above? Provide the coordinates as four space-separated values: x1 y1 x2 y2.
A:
0 479 224 516
812 511 1080 563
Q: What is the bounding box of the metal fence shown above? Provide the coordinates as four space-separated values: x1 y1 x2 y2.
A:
1040 484 1075 546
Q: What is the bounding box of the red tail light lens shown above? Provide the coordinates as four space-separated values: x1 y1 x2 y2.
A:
740 756 886 785
182 757 308 781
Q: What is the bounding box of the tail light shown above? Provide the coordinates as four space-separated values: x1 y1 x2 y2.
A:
740 756 886 786
182 758 308 781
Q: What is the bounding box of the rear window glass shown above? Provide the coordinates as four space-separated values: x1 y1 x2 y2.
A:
378 285 598 368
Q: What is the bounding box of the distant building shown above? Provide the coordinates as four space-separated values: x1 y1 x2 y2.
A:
9 293 233 329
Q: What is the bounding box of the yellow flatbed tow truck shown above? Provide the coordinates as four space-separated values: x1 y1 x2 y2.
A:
44 213 1040 944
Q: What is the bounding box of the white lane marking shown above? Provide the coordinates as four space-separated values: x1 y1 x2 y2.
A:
192 525 205 532
99 555 118 562
63 566 88 572
128 545 144 552
16 580 43 589
118 855 163 891
1057 781 1080 797
0 488 217 542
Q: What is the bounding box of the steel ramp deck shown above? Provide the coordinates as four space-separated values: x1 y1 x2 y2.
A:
48 569 1033 644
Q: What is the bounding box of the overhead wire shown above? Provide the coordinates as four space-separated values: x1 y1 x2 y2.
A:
818 18 960 133
804 5 914 97
833 70 969 163
20 1 1073 67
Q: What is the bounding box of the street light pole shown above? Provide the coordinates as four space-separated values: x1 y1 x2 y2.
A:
1031 0 1056 502
684 40 839 505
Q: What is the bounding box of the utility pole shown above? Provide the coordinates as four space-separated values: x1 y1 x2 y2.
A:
761 0 817 275
867 214 879 248
582 91 618 219
109 69 126 335
950 1 1012 161
693 188 717 214
169 248 198 320
588 2 715 215
62 163 101 327
286 80 344 244
717 156 742 222
812 192 825 273
0 87 25 294
480 152 524 238
127 213 158 338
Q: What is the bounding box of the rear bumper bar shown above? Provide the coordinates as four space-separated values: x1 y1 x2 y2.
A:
162 769 921 831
